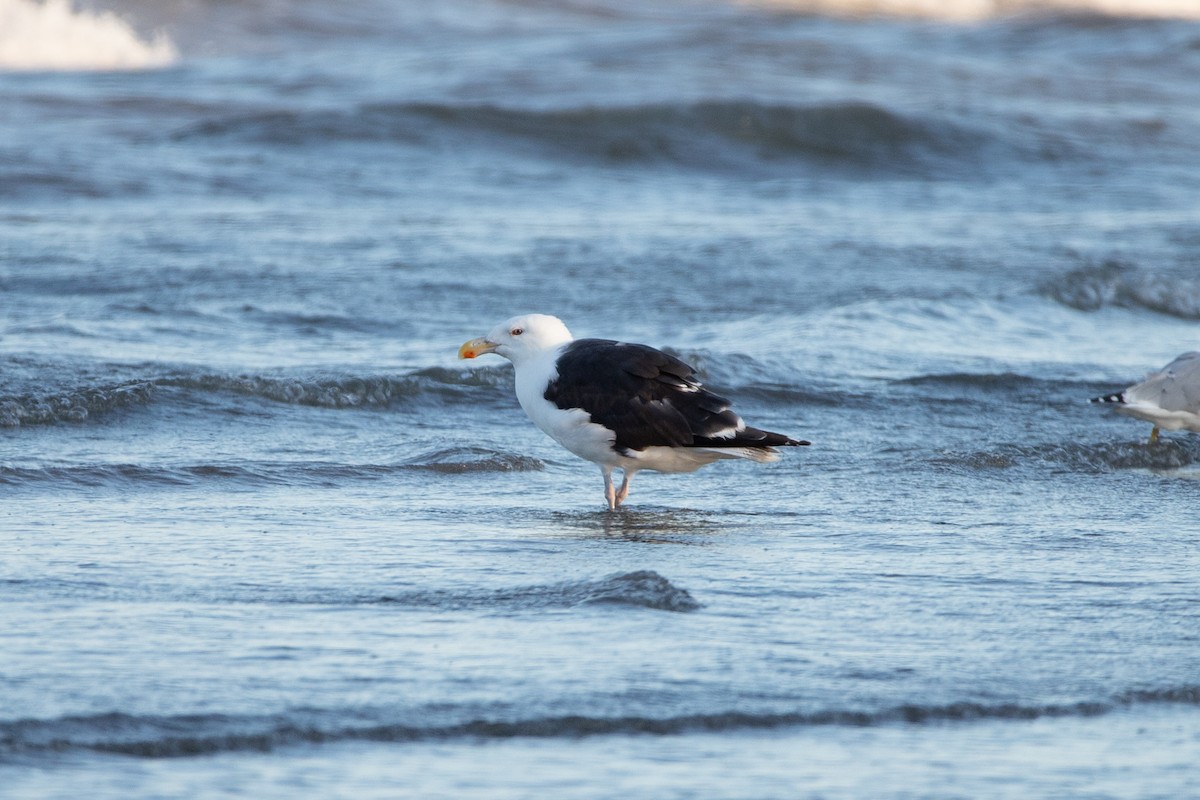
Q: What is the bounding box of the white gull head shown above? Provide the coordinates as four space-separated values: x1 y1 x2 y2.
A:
458 313 574 368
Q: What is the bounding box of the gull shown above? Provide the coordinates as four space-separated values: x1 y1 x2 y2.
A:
459 314 809 509
1091 351 1200 444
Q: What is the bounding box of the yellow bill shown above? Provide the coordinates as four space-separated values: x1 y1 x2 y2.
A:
458 337 498 359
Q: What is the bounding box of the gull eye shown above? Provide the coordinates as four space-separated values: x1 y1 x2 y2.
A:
510 327 524 336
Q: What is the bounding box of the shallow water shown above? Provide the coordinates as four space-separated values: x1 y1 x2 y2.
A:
2 0 1200 796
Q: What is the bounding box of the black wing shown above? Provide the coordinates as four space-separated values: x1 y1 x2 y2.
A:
544 338 807 455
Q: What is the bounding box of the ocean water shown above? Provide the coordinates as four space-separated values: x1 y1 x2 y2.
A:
3 0 1200 796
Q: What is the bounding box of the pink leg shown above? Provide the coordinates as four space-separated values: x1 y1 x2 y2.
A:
614 470 633 507
601 467 617 510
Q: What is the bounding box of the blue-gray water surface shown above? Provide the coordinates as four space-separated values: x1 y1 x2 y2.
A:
2 0 1199 797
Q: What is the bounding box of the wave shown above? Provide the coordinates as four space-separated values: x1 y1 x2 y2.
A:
894 372 1054 392
1042 261 1200 320
0 380 156 427
172 100 1012 176
0 463 269 488
932 439 1200 472
0 355 830 429
375 570 701 613
401 446 543 474
891 372 1111 406
160 369 512 410
0 366 515 428
0 461 383 489
0 448 543 489
3 686 1194 758
0 0 178 72
897 371 1042 387
745 0 1200 21
0 570 698 613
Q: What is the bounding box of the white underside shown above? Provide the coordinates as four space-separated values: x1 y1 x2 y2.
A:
1116 403 1200 432
621 444 778 473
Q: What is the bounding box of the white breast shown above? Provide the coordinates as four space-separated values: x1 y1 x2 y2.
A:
513 351 623 466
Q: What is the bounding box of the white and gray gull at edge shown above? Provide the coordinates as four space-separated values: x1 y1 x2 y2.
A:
459 314 810 509
1091 351 1200 444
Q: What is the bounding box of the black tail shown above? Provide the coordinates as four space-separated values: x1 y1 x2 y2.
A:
1090 392 1125 405
775 434 812 446
692 427 810 448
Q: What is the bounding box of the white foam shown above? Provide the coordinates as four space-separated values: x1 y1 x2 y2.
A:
745 0 1200 21
0 0 178 72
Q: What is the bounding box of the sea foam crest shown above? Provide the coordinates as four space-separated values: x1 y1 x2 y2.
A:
0 0 178 72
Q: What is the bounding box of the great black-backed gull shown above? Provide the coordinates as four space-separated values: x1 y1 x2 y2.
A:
1091 351 1200 444
459 313 809 509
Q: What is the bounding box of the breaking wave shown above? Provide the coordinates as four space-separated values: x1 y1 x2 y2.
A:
0 379 157 427
1042 260 1200 320
0 0 178 72
3 685 1194 758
